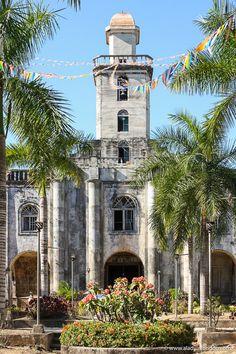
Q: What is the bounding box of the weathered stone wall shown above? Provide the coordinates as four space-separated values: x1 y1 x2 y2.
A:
7 185 39 262
95 70 151 140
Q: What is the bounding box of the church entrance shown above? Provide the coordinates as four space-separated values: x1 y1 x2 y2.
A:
10 251 37 304
212 251 235 304
105 253 144 287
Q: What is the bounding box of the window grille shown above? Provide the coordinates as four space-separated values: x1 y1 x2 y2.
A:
21 205 38 232
113 196 136 231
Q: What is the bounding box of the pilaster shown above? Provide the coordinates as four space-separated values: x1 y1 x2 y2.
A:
52 181 65 292
146 181 157 288
86 180 102 285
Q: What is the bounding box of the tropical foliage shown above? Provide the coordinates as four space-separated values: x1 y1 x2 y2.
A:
133 112 236 314
0 0 84 310
27 295 69 319
79 277 165 324
60 320 194 348
61 0 81 10
57 281 81 301
171 0 236 141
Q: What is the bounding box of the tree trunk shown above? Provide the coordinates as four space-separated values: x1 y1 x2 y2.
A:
200 215 209 315
40 196 48 296
0 133 6 315
188 235 194 314
0 34 6 314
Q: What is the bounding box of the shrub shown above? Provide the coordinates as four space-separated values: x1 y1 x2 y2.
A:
78 277 165 323
161 289 199 315
60 320 194 348
207 296 227 327
57 281 82 301
27 295 69 319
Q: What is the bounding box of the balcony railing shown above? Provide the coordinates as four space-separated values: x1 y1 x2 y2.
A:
93 55 153 67
7 170 28 182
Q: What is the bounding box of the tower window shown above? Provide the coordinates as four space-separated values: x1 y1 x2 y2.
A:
21 204 38 232
118 110 129 132
113 196 136 231
118 141 129 163
117 76 128 101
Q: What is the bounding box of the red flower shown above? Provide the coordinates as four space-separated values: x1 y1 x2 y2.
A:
113 290 121 296
132 276 145 283
104 288 110 295
155 297 164 305
146 283 154 289
82 294 96 304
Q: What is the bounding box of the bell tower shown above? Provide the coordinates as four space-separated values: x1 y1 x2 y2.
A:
106 12 140 56
93 13 153 140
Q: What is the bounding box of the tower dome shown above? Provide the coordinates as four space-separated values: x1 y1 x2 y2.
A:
110 13 135 27
106 12 140 47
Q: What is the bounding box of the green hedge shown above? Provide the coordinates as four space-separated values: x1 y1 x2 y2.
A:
60 320 194 348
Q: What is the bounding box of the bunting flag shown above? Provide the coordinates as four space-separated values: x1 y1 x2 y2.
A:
0 13 234 92
0 60 115 81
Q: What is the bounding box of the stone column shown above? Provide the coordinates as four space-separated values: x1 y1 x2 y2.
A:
39 196 48 295
52 181 65 292
86 180 101 285
147 181 157 288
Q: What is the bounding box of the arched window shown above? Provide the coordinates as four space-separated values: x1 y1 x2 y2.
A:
21 205 38 232
118 110 129 132
118 141 129 163
113 196 136 231
117 76 128 101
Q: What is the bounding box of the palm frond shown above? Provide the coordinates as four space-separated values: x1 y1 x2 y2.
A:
170 49 236 95
205 91 236 144
6 76 74 143
60 0 81 10
195 0 235 35
1 1 59 64
6 142 30 168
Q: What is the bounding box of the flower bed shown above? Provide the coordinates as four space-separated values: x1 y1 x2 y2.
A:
78 277 165 323
60 320 194 348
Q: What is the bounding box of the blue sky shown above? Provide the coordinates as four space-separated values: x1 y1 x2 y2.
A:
24 0 226 138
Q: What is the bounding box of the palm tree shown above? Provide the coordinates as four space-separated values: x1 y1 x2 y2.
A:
62 0 81 10
170 0 236 142
6 132 91 295
133 112 236 314
0 1 78 314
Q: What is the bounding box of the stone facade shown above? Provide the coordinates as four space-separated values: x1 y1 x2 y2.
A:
5 13 236 304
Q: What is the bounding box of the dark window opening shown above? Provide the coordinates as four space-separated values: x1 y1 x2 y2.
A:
113 196 135 231
118 110 129 132
114 210 123 230
118 146 129 163
117 76 128 101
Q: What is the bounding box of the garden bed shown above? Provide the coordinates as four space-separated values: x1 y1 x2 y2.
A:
60 321 194 350
61 346 193 354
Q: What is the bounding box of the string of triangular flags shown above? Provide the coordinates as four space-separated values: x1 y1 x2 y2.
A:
0 14 234 85
112 14 235 94
0 61 118 80
31 53 185 67
0 61 93 80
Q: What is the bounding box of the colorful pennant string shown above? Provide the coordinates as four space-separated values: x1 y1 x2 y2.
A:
0 13 234 94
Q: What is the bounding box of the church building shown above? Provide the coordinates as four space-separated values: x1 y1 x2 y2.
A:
6 13 236 305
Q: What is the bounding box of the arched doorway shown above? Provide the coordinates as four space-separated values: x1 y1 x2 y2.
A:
11 251 37 298
105 252 144 287
212 251 235 303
